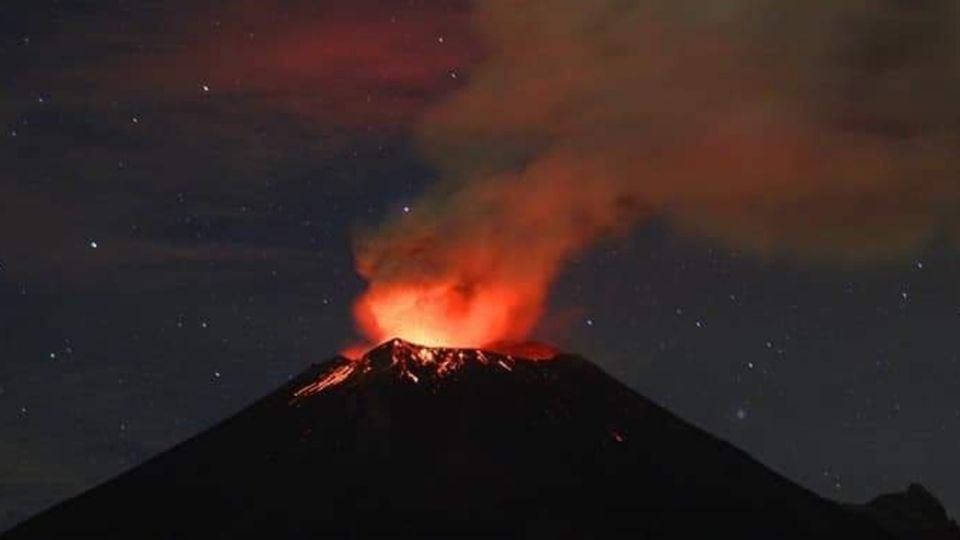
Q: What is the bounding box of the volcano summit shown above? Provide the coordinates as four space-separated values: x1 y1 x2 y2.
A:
4 340 957 539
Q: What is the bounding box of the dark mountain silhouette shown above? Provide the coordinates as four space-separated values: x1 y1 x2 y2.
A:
4 339 958 539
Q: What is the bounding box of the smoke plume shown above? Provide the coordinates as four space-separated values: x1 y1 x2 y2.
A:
353 0 960 348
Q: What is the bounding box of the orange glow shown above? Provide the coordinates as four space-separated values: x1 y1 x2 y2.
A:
352 279 544 350
292 363 357 399
486 340 559 361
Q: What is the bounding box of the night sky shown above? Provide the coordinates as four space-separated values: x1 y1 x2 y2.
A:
2 0 960 531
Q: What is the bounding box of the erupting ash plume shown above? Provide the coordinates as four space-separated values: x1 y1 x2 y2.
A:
354 0 960 349
351 171 630 348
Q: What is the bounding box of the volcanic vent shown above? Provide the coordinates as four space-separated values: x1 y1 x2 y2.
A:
5 342 957 539
292 338 558 400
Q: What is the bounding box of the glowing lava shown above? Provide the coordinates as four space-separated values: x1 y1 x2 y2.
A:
352 280 544 350
292 338 558 401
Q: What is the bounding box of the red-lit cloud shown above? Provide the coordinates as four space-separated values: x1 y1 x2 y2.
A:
353 0 960 348
133 1 477 127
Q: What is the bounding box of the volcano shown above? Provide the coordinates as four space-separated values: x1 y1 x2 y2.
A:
4 339 957 539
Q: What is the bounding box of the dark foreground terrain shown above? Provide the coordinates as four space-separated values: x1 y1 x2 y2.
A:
5 339 958 539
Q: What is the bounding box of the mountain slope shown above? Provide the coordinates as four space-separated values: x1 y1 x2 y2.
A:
4 339 956 539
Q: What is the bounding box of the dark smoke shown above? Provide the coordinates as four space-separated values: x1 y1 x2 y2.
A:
354 0 960 345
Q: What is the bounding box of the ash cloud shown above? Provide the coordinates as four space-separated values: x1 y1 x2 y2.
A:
354 0 960 343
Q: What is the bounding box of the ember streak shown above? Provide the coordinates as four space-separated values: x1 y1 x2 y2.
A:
292 338 557 401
